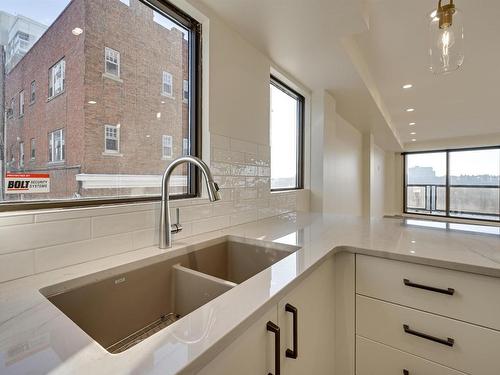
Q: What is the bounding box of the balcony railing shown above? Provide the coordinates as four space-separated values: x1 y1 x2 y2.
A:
406 184 500 221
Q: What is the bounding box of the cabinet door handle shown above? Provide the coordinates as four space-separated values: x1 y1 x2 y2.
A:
403 370 410 375
285 303 298 359
403 278 455 295
403 324 455 347
267 321 280 375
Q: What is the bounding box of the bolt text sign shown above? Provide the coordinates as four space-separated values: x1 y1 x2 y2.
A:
5 173 50 194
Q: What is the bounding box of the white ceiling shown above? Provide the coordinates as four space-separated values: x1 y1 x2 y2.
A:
192 0 500 151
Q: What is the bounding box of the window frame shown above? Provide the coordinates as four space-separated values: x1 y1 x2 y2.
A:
19 90 25 117
30 138 36 160
104 124 120 154
403 145 500 223
30 80 36 104
183 79 189 102
48 128 65 163
19 142 25 168
48 58 65 99
162 71 173 97
162 134 173 159
269 75 305 192
104 47 121 78
0 0 202 212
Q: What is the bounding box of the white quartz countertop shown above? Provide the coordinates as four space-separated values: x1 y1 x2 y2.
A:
1 212 499 375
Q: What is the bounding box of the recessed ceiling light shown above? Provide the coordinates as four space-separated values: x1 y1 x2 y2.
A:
410 131 416 135
72 27 83 36
411 138 417 142
88 100 97 104
409 122 416 126
429 10 437 18
402 84 413 89
406 108 415 112
156 112 161 119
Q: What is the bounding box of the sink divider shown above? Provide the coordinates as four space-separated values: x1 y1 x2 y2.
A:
172 264 237 317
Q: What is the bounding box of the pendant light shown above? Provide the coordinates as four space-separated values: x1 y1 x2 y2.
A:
429 0 464 74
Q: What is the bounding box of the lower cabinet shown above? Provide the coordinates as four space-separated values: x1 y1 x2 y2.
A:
356 336 466 375
196 306 277 375
197 256 336 375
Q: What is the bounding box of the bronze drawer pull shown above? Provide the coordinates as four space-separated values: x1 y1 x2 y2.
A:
285 303 298 359
267 321 280 375
403 324 455 347
403 278 455 295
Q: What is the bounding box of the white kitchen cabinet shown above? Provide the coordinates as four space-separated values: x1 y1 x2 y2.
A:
197 256 336 375
196 305 278 375
278 256 336 375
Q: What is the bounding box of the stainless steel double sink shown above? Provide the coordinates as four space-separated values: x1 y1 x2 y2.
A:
40 236 299 353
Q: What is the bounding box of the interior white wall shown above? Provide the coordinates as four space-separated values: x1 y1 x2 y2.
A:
311 91 364 216
371 144 385 218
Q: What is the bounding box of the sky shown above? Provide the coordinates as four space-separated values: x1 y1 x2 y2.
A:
1 0 71 26
1 0 188 39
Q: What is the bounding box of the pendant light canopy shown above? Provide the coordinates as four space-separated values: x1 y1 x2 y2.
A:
429 0 464 74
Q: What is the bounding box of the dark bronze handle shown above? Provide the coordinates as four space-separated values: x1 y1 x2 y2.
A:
403 324 454 347
267 321 280 375
285 303 298 359
403 370 409 375
403 278 455 295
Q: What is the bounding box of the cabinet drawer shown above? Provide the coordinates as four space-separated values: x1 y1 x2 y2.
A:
356 336 466 375
356 254 500 329
356 295 500 375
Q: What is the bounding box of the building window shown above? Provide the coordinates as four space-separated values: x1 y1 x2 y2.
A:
162 135 173 159
30 138 36 160
105 47 120 78
104 125 120 153
1 0 201 210
48 129 65 163
8 98 15 118
30 81 36 103
270 76 304 191
182 138 189 156
19 142 24 168
49 59 65 98
19 91 25 117
183 79 189 102
162 71 173 96
404 147 500 222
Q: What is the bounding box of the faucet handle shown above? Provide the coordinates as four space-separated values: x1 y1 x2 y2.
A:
170 208 183 234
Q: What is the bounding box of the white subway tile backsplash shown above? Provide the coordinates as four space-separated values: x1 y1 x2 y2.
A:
0 214 34 227
92 210 155 238
0 251 34 282
0 134 308 283
34 233 134 273
179 204 212 222
0 219 91 255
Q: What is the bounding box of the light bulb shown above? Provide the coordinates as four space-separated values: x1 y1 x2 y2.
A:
429 2 464 74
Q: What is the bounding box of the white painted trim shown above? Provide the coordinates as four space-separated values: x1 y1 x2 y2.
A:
75 174 187 189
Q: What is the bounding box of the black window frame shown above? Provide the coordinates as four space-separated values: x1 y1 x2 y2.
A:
270 75 305 192
0 0 202 212
403 145 500 223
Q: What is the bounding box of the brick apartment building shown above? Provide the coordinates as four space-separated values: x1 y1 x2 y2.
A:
4 0 190 200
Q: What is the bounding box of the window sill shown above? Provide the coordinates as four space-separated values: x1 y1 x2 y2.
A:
102 73 123 83
271 188 303 193
102 152 123 157
47 161 65 166
47 91 65 102
161 156 173 160
161 93 174 99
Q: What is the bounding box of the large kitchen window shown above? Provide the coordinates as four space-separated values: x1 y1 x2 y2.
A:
0 0 201 210
270 76 304 191
404 147 500 222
